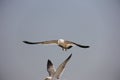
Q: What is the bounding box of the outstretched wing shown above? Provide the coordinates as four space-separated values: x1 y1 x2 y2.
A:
72 42 90 48
55 54 72 79
66 40 90 48
23 40 58 45
47 59 56 77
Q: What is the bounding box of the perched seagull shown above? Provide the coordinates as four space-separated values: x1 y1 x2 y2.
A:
23 39 90 51
44 54 72 80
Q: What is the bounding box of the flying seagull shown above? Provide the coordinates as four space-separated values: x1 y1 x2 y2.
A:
23 39 90 51
44 54 72 80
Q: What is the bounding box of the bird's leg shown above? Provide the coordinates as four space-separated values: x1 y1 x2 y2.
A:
65 49 67 51
62 48 66 51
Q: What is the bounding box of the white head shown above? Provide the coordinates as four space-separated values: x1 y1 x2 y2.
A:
58 39 65 44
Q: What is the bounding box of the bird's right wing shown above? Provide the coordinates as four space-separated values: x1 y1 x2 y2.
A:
23 40 58 45
47 59 56 77
54 54 72 79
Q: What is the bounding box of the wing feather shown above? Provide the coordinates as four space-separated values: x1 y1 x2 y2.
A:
55 54 72 79
47 59 56 77
23 40 58 45
65 40 90 48
72 42 90 48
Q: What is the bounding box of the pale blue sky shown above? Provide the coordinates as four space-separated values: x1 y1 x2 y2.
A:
0 0 120 80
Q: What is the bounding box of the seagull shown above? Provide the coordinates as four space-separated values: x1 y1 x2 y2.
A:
44 54 72 80
23 39 90 51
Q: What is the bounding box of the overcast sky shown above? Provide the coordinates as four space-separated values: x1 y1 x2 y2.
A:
0 0 120 80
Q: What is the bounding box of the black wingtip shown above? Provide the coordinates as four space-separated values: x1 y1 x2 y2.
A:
69 53 72 59
23 41 37 44
47 59 53 68
83 45 90 48
23 41 30 44
65 53 72 61
47 59 52 64
72 42 90 48
77 44 90 48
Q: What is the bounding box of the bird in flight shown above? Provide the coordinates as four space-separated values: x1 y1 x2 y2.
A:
23 39 90 51
44 54 72 80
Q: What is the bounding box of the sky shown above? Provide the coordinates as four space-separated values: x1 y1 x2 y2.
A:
0 0 120 80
